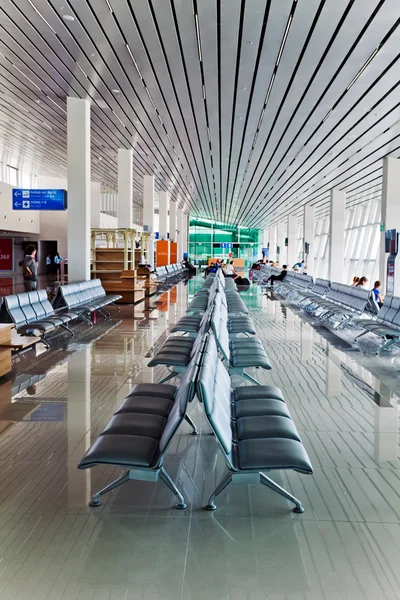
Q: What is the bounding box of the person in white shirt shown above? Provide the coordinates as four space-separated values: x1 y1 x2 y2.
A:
225 261 237 278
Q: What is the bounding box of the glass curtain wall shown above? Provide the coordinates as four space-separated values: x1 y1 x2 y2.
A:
312 199 381 283
189 218 261 267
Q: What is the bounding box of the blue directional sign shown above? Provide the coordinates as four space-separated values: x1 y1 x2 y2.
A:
12 189 67 211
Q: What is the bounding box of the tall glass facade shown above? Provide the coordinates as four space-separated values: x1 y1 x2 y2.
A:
188 217 261 267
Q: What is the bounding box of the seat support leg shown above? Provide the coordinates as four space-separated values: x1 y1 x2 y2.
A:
111 302 121 312
40 336 50 350
79 312 94 327
259 472 304 513
355 329 369 341
157 370 179 385
184 413 199 435
376 337 397 355
89 470 130 507
159 467 187 509
205 471 233 511
242 371 261 386
60 323 74 337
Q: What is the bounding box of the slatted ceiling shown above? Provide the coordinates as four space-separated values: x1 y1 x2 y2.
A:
0 2 400 224
241 0 397 226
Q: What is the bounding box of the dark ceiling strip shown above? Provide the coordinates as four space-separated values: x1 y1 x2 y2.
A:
240 1 390 226
169 0 217 218
83 0 195 209
222 0 246 224
146 0 214 217
225 0 272 224
232 0 322 224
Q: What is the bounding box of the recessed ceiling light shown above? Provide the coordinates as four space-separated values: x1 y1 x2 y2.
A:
111 89 120 94
246 41 253 45
62 14 75 21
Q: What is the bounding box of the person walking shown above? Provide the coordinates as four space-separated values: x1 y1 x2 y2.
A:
19 244 38 292
54 252 63 279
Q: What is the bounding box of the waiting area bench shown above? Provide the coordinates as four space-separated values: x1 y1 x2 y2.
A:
78 359 198 509
52 279 122 324
197 333 313 512
354 294 400 353
0 289 79 348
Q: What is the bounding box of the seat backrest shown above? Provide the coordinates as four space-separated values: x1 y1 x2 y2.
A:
27 291 48 320
17 293 38 324
210 301 230 361
197 334 232 455
159 359 198 453
3 294 27 326
37 289 56 316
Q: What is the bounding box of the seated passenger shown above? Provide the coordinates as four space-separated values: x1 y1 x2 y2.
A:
356 276 368 288
372 280 384 308
265 265 288 286
225 260 237 278
208 262 218 273
352 276 360 286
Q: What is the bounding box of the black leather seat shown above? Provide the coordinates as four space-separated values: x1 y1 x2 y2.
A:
78 360 199 509
197 333 313 513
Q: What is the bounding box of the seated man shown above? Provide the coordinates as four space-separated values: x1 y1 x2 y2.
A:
265 265 288 286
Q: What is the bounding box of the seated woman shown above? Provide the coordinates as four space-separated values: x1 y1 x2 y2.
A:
351 276 360 286
372 280 384 308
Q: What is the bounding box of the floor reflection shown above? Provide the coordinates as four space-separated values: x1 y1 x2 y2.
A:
0 277 399 599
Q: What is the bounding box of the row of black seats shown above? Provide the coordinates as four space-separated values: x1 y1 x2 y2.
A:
0 279 121 347
78 331 313 513
148 272 270 385
154 263 187 284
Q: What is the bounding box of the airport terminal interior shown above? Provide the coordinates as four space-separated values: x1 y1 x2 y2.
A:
0 1 400 599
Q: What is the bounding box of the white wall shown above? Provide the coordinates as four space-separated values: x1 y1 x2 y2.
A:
0 181 40 235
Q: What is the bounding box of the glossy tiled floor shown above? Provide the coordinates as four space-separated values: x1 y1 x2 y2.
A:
0 276 399 599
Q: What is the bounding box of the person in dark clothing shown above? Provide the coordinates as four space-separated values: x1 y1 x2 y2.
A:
19 244 38 292
266 265 288 286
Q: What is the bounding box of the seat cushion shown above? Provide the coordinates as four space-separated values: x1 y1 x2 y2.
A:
148 352 191 367
230 350 272 370
18 321 55 333
235 416 301 441
237 438 313 473
102 413 167 438
235 399 291 419
78 434 160 469
234 386 285 402
129 383 176 399
115 396 173 417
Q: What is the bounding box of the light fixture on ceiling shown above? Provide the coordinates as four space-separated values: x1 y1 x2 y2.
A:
62 14 75 21
246 41 253 45
111 89 120 94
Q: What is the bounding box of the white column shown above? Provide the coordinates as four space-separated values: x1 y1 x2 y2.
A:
67 97 90 282
159 191 169 240
269 224 277 261
90 182 101 228
117 148 133 228
303 204 315 276
379 156 400 294
177 207 183 261
143 175 155 267
169 201 177 243
262 227 269 259
287 215 297 268
328 189 345 282
182 213 188 256
277 220 286 264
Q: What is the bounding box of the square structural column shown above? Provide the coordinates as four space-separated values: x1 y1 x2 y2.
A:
329 189 345 283
159 191 169 240
277 220 286 264
143 175 155 267
177 207 183 261
379 156 400 294
269 224 277 261
182 213 188 256
169 200 177 244
287 215 297 268
303 204 315 275
117 148 133 228
67 97 91 282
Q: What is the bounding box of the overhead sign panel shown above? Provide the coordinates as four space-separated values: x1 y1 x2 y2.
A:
12 189 67 211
